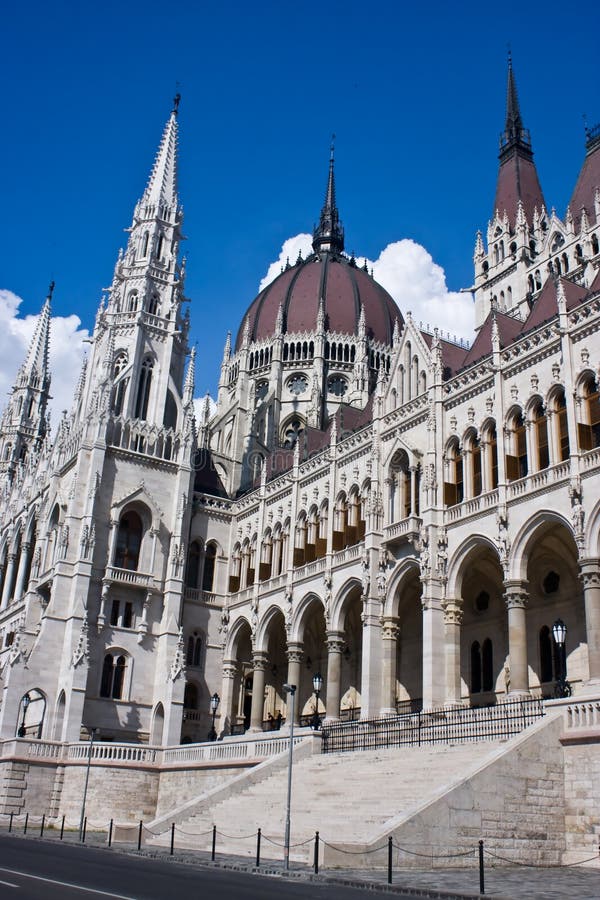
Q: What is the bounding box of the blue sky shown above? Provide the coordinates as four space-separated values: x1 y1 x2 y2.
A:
1 0 599 407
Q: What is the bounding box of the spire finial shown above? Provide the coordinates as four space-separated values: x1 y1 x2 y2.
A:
48 280 55 300
173 89 181 116
312 137 345 254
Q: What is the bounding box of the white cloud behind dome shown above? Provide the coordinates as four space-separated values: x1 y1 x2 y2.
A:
259 235 475 341
0 289 89 429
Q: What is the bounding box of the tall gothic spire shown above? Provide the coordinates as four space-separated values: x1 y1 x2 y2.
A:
312 139 345 254
21 282 52 384
141 95 180 210
493 55 545 227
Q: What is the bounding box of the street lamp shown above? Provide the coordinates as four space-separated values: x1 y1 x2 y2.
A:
208 692 220 741
282 682 296 871
552 618 572 698
17 693 31 738
79 726 97 841
311 672 323 730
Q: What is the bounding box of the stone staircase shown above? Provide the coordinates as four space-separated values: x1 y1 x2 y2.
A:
147 738 510 860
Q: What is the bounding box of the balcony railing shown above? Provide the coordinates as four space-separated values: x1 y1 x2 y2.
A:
321 697 545 754
104 567 155 589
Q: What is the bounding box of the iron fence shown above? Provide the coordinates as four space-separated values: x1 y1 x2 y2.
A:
321 697 545 754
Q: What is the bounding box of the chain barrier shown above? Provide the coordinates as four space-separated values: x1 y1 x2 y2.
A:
484 847 600 869
320 838 389 855
173 824 214 836
215 829 258 840
261 834 314 848
393 842 475 860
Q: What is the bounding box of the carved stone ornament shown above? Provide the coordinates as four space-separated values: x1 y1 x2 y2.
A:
168 627 186 682
71 611 90 668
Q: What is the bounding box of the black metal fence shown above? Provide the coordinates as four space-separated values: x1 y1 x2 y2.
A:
321 697 545 754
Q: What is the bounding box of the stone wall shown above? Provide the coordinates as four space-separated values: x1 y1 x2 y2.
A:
155 763 253 819
0 759 59 817
58 763 159 827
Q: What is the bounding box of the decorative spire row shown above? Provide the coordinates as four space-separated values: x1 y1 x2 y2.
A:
312 138 345 254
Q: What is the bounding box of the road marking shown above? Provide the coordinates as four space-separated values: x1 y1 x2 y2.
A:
0 867 137 899
0 878 19 887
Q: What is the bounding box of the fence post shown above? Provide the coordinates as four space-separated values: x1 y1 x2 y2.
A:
60 815 65 841
40 814 45 838
8 812 13 833
479 840 485 895
211 825 216 862
170 822 175 856
24 813 28 835
314 831 319 875
388 835 393 884
256 828 261 867
82 817 87 843
137 820 143 851
108 819 113 848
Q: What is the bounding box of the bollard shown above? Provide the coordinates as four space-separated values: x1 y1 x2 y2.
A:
60 815 65 841
211 825 216 862
108 819 113 848
479 840 485 895
170 822 175 856
8 812 13 833
388 835 393 885
40 814 45 838
82 817 87 843
137 820 143 851
256 828 261 867
24 813 28 835
314 831 319 875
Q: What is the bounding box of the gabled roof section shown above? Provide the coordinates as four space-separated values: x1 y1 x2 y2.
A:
462 311 521 367
522 275 588 332
568 124 600 230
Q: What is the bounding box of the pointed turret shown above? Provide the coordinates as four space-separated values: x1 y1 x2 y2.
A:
493 56 545 228
183 347 196 409
568 122 600 232
140 94 180 211
0 284 53 475
312 140 345 254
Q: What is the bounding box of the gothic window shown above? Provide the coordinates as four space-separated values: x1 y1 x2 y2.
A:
114 511 143 571
282 417 305 447
134 357 153 420
142 232 149 257
186 634 202 667
444 439 463 505
592 234 599 256
127 292 138 312
327 375 347 396
505 411 527 481
156 235 164 260
100 653 127 699
184 682 198 709
202 543 217 592
185 541 201 589
256 381 268 404
552 390 570 462
163 390 178 430
287 374 308 396
389 449 411 521
531 402 549 470
148 294 160 316
109 600 134 628
578 376 600 450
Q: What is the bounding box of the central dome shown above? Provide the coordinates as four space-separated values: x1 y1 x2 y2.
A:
235 251 404 350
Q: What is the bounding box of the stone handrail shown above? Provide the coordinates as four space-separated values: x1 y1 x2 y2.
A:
67 743 158 764
383 516 422 541
162 731 308 766
563 699 600 735
445 490 499 523
104 567 155 589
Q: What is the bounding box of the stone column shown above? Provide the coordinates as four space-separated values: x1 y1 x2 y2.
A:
443 600 463 705
504 580 530 695
13 543 31 602
409 467 418 516
361 597 383 718
421 591 446 708
0 554 17 609
462 448 473 500
380 617 400 715
220 659 238 736
286 642 303 725
325 631 344 721
580 559 600 683
248 651 269 732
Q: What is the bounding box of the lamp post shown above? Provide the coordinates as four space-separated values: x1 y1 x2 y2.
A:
311 672 323 730
79 727 97 841
282 682 296 871
208 692 220 741
17 693 31 738
552 618 572 698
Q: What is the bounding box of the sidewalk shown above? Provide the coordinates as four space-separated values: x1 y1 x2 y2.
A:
1 826 599 899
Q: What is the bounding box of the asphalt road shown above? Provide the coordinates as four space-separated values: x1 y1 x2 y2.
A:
0 835 423 899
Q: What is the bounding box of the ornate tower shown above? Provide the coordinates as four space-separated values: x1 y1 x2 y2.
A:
0 284 52 479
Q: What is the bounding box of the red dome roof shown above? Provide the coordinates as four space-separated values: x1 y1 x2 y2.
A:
235 252 403 350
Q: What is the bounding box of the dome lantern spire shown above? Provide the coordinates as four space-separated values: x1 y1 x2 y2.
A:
312 137 345 254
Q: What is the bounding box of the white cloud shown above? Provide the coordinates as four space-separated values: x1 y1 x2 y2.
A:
193 393 217 425
0 289 89 430
260 236 475 341
259 233 313 292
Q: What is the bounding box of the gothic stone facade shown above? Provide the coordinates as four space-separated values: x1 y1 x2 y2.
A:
1 67 600 747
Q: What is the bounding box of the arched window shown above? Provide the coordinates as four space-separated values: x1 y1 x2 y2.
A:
553 390 570 462
114 511 143 571
202 543 217 592
389 449 411 521
186 635 202 667
184 682 198 709
506 412 527 481
578 376 600 450
282 417 304 448
135 357 153 420
444 440 463 505
482 639 493 692
471 642 482 694
100 653 127 699
156 235 164 260
148 294 160 316
142 232 149 257
127 292 138 312
185 541 201 589
531 402 549 470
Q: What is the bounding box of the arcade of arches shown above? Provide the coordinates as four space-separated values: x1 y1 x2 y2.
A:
218 517 600 732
